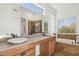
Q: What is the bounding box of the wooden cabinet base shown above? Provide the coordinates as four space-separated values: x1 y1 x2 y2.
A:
40 37 56 56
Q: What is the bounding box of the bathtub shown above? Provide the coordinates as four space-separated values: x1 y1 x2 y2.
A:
56 38 79 45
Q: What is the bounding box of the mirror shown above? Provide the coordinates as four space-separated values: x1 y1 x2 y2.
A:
28 20 42 35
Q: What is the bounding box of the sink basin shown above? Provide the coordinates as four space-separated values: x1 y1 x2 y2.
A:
7 38 27 44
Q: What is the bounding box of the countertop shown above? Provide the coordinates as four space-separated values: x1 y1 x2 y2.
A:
0 35 53 51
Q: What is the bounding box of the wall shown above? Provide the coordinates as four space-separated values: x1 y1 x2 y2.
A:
20 6 29 36
45 7 56 35
48 15 56 34
45 4 56 35
0 3 21 35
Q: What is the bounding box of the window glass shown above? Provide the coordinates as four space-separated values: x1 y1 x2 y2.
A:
21 3 43 15
58 16 76 33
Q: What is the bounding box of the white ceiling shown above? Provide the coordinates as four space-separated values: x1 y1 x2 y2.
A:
49 3 79 11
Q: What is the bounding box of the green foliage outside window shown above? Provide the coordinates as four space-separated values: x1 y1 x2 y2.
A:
44 22 48 33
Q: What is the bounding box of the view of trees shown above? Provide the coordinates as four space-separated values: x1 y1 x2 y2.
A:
59 23 75 33
58 17 76 33
44 22 48 33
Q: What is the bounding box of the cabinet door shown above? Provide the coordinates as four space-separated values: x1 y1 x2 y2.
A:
49 40 52 55
51 37 56 55
40 37 56 56
40 39 49 56
51 41 56 55
22 48 35 56
49 39 56 55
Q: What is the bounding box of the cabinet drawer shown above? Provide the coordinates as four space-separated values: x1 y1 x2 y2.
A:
22 48 35 56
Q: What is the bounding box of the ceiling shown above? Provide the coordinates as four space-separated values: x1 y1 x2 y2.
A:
49 3 79 11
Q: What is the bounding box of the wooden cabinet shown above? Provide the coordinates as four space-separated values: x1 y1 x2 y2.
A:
40 36 56 56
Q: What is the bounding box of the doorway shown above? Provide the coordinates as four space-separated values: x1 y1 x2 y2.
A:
28 20 42 35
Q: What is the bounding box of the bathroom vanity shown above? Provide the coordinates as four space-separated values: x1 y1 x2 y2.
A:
0 36 56 56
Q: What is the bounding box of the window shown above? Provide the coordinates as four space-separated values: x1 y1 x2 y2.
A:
58 16 76 33
20 3 43 15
